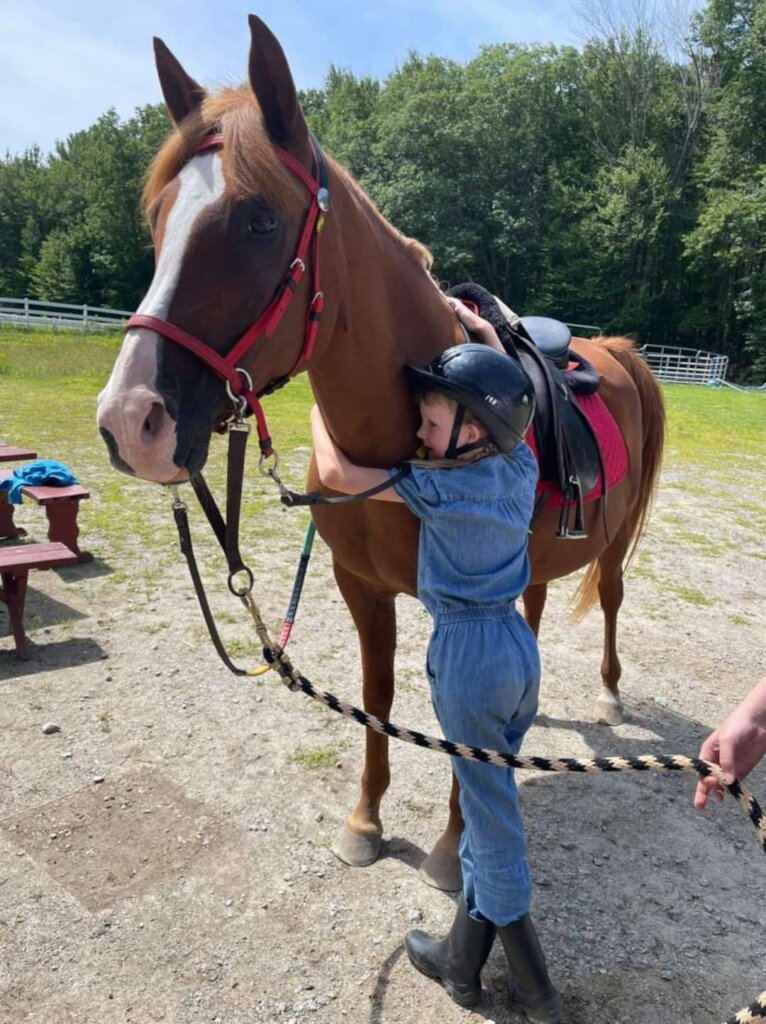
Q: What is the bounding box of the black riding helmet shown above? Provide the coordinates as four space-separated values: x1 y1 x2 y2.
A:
407 343 535 458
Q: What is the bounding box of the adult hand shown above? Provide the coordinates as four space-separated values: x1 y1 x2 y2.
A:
694 676 766 809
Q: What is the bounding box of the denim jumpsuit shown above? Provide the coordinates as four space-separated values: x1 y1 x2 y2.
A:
392 443 540 926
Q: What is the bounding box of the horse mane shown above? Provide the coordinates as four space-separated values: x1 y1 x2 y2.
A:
330 160 434 273
142 88 306 215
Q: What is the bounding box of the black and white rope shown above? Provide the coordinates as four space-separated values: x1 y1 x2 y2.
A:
242 594 766 1023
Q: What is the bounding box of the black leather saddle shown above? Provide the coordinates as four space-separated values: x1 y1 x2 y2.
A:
447 283 605 538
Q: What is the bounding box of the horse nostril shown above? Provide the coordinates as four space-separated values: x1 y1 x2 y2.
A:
99 427 135 476
141 401 167 439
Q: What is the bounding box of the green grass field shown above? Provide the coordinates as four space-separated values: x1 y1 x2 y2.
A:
0 325 763 477
0 325 314 451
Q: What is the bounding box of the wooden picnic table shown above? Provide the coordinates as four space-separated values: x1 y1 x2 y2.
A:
0 446 37 537
0 468 91 561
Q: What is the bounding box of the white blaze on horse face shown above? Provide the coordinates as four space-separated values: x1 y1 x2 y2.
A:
97 154 226 483
137 154 225 321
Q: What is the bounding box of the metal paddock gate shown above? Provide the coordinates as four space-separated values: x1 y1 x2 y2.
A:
639 343 729 385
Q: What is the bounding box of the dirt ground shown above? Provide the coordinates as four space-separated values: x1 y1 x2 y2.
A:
0 440 764 1024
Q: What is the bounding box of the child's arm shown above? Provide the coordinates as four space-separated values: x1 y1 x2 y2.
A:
310 406 404 503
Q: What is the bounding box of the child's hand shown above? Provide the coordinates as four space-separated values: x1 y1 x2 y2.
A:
446 297 504 353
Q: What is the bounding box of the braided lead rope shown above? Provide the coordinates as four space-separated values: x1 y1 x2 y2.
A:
240 594 766 1023
734 998 766 1024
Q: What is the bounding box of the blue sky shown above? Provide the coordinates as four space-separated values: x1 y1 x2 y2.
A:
2 0 692 157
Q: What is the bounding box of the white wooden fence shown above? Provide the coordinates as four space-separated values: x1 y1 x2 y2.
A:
639 343 729 384
0 297 132 331
0 302 739 389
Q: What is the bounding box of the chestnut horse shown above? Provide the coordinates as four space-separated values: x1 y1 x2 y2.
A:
96 16 665 891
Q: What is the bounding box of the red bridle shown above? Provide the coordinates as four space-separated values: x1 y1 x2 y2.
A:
127 132 329 458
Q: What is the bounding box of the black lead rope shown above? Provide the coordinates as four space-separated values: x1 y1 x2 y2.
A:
189 429 249 579
171 498 766 1024
172 497 249 677
277 464 411 507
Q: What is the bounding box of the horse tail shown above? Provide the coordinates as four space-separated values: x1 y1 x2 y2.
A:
573 336 665 617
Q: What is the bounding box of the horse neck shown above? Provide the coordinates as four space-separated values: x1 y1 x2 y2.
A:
307 170 459 466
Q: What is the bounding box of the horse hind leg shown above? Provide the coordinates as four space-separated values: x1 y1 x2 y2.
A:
593 526 630 726
523 582 548 638
331 562 396 868
419 770 463 893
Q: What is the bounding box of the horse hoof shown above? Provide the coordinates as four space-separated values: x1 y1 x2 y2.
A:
418 848 462 892
332 823 382 867
595 699 624 726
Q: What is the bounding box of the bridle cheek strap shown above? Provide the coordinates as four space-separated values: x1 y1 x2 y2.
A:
126 133 329 458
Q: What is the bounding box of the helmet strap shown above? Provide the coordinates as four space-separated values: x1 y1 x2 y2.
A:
444 404 466 460
445 404 493 459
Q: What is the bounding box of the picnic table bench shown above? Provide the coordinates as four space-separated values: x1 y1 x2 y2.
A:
0 542 79 659
0 472 92 562
0 445 38 463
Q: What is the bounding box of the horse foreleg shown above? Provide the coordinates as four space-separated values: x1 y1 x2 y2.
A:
594 528 629 726
331 562 395 868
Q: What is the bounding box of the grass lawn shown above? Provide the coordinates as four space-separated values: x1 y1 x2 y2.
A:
0 324 763 633
0 326 314 453
662 382 766 467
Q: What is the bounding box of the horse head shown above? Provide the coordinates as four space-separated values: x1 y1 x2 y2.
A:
97 16 331 482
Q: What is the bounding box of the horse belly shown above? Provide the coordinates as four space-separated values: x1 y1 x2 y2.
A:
528 479 631 584
312 501 419 596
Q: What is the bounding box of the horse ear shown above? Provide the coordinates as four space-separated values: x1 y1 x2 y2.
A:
247 15 310 153
153 37 206 127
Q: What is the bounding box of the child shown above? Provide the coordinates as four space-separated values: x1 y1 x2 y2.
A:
310 309 563 1023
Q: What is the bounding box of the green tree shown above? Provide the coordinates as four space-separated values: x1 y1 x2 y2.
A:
0 148 48 296
28 227 82 302
684 0 766 377
31 105 170 308
303 67 381 178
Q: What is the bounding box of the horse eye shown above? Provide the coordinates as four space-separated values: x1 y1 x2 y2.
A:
248 213 278 235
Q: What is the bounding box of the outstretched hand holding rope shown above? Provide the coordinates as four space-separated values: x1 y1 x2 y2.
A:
694 675 766 811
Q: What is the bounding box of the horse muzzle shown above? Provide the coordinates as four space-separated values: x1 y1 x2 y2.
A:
96 384 188 484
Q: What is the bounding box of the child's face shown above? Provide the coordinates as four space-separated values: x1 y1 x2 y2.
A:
416 393 481 459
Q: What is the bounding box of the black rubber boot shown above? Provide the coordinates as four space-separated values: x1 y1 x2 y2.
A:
405 898 496 1007
497 915 564 1023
